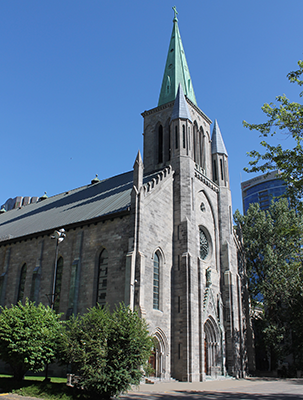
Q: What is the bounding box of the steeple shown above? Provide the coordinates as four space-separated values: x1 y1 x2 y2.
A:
211 120 228 156
158 7 197 107
211 119 229 187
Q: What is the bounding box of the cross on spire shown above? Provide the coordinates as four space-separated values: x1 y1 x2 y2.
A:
172 6 178 22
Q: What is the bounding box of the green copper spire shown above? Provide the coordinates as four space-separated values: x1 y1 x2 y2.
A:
158 7 197 107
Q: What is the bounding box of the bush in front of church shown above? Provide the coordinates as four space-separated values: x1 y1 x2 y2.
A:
0 299 63 381
58 303 153 399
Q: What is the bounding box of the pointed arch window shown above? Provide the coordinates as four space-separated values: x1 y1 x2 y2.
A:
175 126 178 149
199 228 209 260
54 256 63 313
17 263 27 303
153 252 160 310
96 249 108 307
193 123 197 162
183 125 186 148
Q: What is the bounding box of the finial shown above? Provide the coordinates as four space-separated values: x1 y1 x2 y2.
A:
91 174 100 185
172 6 178 22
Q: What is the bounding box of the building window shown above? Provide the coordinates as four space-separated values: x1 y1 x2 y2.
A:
158 125 163 163
17 263 27 303
153 252 160 310
213 159 217 182
193 125 197 162
96 249 108 307
199 228 209 260
54 257 63 313
183 125 186 148
175 126 178 149
220 158 224 181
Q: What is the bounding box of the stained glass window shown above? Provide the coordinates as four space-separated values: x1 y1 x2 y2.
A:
200 228 209 260
97 249 108 307
17 263 27 303
153 253 159 310
54 257 63 313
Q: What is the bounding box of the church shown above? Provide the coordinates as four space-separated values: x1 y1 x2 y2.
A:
0 9 253 381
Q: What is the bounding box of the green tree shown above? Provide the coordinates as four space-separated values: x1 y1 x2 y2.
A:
243 60 303 210
58 303 153 399
234 199 303 370
0 299 62 381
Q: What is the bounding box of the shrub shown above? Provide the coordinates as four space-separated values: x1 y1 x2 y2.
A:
59 303 153 399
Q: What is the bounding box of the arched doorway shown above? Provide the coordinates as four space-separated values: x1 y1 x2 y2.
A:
204 317 221 376
148 329 168 379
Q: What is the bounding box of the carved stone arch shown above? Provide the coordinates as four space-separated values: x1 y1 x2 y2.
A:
198 189 219 270
203 286 218 321
150 327 169 378
204 315 222 376
151 246 166 265
198 189 217 229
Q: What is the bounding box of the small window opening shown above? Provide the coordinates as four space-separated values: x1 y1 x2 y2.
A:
213 160 217 181
220 158 224 181
158 125 163 163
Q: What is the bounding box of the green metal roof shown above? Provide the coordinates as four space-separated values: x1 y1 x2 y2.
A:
158 8 197 107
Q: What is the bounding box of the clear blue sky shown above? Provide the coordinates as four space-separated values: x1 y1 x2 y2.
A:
1 1 302 214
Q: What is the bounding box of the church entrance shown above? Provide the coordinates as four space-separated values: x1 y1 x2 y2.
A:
149 339 161 377
148 330 168 379
204 317 221 376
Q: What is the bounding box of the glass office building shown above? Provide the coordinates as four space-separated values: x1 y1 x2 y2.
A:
241 171 287 215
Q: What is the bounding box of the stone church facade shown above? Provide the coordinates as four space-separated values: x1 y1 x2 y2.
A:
0 11 253 381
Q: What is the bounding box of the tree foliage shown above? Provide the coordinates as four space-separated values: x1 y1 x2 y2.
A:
58 303 153 399
234 199 303 370
243 60 303 209
0 299 62 381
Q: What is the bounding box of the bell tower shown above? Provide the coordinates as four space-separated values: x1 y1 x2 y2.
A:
140 7 248 381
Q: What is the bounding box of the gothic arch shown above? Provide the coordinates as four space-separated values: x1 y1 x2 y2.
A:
198 189 219 270
198 189 217 229
150 246 166 265
204 316 221 376
150 327 169 378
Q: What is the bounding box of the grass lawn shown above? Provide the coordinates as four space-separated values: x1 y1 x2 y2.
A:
0 375 96 400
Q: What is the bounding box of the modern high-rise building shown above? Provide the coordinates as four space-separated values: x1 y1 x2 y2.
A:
241 170 287 214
